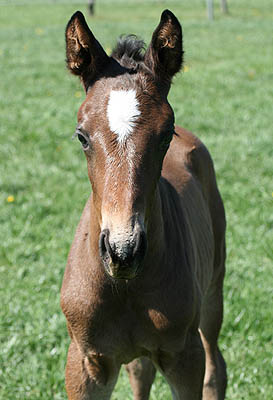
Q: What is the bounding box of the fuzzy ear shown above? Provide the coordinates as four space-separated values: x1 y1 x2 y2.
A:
65 11 109 90
144 10 183 83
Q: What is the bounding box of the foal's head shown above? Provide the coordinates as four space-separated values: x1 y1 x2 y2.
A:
66 10 183 279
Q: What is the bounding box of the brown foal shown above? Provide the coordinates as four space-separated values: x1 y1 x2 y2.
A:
61 10 227 399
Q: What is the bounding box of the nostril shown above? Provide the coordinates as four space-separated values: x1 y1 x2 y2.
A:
99 231 107 255
133 231 147 260
99 229 146 270
99 230 114 260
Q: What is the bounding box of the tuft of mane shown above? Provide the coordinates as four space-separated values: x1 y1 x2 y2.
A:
111 35 145 69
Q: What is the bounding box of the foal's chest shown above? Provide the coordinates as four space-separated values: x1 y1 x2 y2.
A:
80 285 197 362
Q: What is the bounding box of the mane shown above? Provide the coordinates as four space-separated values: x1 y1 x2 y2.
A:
111 35 146 69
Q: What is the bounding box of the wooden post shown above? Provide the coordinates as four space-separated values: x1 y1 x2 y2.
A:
221 0 228 14
88 0 95 15
207 0 214 20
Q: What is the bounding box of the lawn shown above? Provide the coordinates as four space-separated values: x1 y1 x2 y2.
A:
0 0 272 398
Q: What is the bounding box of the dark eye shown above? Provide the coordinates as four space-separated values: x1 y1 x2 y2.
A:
159 134 173 151
78 133 89 150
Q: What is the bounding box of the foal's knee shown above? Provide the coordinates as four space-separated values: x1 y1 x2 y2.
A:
65 342 119 399
83 353 109 385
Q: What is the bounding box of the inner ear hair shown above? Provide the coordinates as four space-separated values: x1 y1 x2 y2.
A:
65 11 92 76
158 21 179 49
65 11 109 89
145 10 183 82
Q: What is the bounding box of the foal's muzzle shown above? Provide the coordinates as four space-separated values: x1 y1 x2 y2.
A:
99 229 147 279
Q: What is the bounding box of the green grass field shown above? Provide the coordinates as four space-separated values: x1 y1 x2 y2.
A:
0 0 272 398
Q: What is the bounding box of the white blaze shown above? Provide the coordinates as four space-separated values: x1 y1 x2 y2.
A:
107 89 141 143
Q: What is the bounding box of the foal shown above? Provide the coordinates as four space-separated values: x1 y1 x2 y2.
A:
61 10 227 399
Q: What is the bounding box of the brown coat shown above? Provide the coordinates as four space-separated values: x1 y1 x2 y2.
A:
61 9 227 400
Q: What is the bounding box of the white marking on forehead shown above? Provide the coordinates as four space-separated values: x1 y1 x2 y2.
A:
107 89 141 144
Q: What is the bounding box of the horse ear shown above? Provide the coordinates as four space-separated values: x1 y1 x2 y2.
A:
65 11 109 90
144 10 183 83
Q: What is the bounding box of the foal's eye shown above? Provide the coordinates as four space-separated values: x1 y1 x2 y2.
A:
77 133 89 150
160 134 173 151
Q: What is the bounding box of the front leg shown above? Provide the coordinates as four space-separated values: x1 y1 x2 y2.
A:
158 332 205 400
65 340 120 400
126 357 156 400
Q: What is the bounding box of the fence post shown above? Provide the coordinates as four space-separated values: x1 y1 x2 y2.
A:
88 0 95 15
206 0 214 20
221 0 228 14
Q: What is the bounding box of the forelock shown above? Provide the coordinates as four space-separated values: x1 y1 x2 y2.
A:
111 35 146 69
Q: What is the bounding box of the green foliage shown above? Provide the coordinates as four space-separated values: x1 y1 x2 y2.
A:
0 1 272 398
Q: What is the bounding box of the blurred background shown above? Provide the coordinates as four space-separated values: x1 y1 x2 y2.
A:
0 0 272 398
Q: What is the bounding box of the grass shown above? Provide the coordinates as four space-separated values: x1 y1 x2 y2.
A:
0 0 272 398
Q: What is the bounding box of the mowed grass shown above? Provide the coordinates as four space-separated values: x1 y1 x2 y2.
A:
0 0 272 398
